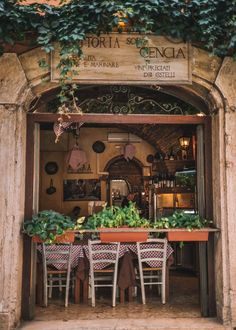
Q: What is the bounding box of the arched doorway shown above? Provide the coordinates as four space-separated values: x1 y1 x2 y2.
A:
105 156 143 207
7 46 232 326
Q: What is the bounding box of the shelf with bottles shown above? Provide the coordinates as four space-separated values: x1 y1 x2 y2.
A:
154 187 195 194
151 165 196 192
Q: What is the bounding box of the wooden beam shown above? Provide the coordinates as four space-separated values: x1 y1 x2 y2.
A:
197 125 209 317
21 116 35 320
207 232 216 316
29 113 206 124
199 242 209 316
69 228 219 233
204 117 216 316
205 116 213 219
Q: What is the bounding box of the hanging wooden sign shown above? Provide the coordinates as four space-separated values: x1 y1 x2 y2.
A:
51 34 192 85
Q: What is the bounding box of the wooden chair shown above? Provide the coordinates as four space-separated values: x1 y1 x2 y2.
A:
42 243 72 307
136 238 168 304
88 240 120 307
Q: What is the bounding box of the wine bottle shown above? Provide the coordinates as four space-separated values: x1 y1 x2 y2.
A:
159 173 163 188
169 147 175 160
170 174 175 188
166 173 170 188
163 173 166 187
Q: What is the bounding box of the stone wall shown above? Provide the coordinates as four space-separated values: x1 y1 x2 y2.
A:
211 107 230 323
0 106 26 330
215 58 236 327
0 48 236 329
0 54 27 330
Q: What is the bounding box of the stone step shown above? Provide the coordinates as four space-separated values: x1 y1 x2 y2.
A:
19 318 232 330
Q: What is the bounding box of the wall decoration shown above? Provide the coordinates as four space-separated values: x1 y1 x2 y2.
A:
92 141 106 153
122 143 136 160
66 145 87 170
45 162 59 175
63 179 101 201
146 154 154 163
46 179 57 195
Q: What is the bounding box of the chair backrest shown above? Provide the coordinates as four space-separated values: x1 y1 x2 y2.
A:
137 238 168 269
42 243 72 272
88 239 120 271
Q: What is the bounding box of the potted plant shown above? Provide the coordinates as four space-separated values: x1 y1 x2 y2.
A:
153 211 213 241
23 210 79 243
82 202 150 242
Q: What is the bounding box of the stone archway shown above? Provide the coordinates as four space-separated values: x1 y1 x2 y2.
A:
1 47 236 328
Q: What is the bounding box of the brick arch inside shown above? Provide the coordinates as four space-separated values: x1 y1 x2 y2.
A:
104 155 143 173
105 156 143 194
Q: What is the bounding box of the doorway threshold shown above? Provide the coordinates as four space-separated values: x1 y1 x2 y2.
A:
19 318 231 330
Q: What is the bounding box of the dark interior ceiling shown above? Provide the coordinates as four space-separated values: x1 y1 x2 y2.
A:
41 122 195 156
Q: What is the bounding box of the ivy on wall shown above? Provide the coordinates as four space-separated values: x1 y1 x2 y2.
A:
1 0 235 56
1 0 236 111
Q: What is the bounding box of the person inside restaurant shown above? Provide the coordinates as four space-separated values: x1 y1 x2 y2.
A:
121 193 135 207
68 206 81 222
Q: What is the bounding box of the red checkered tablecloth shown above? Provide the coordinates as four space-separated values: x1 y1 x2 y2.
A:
128 243 173 268
82 243 173 270
37 244 84 270
37 242 173 270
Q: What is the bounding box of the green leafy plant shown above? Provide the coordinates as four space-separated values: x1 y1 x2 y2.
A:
83 202 150 230
153 211 212 231
23 209 77 243
1 1 236 59
1 0 236 118
175 172 196 188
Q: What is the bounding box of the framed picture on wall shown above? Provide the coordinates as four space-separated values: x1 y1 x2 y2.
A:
63 179 101 201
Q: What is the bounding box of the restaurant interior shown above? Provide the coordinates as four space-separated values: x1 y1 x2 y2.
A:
35 119 202 320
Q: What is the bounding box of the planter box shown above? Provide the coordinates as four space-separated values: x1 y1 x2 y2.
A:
32 231 75 243
166 230 209 242
99 229 148 243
